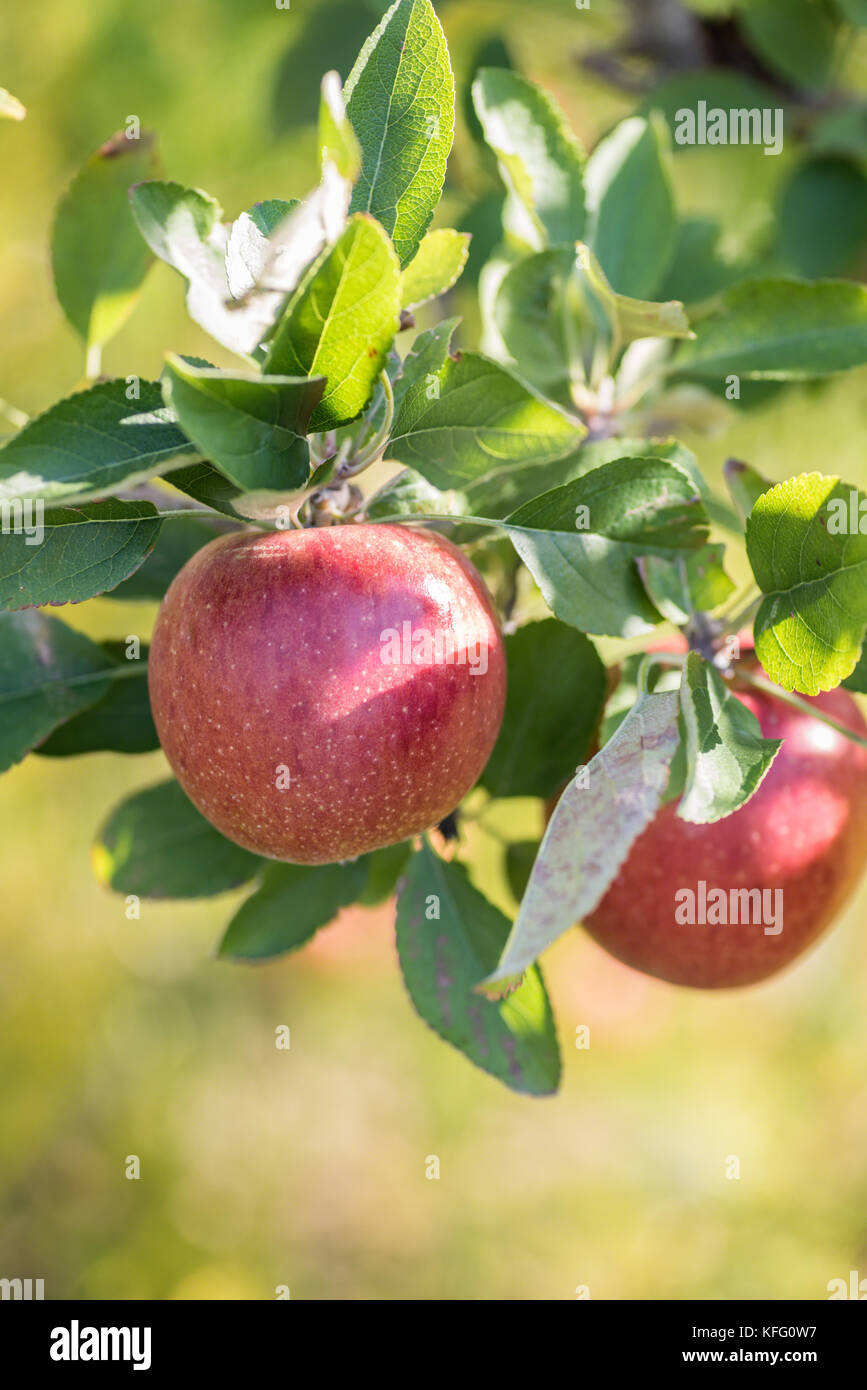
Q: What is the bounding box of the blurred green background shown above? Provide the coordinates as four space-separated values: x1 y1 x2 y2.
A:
1 0 867 1300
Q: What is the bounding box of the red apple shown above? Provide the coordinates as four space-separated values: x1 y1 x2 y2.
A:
148 524 506 864
582 669 867 987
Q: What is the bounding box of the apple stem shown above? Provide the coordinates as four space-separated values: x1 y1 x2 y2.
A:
0 397 29 430
85 342 102 381
733 668 867 750
337 370 395 479
636 651 686 693
684 610 724 662
285 438 355 527
718 585 762 637
308 431 337 468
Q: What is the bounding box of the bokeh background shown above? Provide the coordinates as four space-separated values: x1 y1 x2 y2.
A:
1 0 867 1300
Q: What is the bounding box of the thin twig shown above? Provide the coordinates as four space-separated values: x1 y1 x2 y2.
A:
719 584 762 636
85 343 102 381
0 398 29 430
636 650 686 693
339 370 395 478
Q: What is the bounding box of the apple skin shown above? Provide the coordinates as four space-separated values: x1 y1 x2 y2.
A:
581 676 867 988
148 524 506 864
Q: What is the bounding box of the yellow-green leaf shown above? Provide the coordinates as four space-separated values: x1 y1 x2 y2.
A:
400 229 470 310
747 473 867 694
52 131 160 355
265 214 401 430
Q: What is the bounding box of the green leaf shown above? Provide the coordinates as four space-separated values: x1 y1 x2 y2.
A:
471 67 585 248
388 345 585 492
384 330 591 522
567 439 741 535
264 213 401 430
746 473 867 694
458 191 508 284
843 644 867 692
481 619 607 799
779 158 867 279
51 131 159 356
584 114 676 300
400 229 470 310
219 858 369 962
0 87 26 120
162 462 245 520
637 69 785 140
358 841 412 907
486 691 681 985
741 0 839 90
566 435 706 489
575 242 691 345
723 457 774 524
834 0 867 25
0 611 118 773
675 279 867 379
241 201 300 238
319 70 362 181
677 652 782 824
345 0 455 268
505 840 539 904
658 218 749 306
161 356 324 493
390 318 458 411
463 31 514 151
0 500 162 611
396 843 561 1095
492 248 576 404
502 457 710 638
105 514 233 601
0 380 197 507
37 641 157 756
637 544 735 624
364 468 463 520
810 104 867 167
93 780 261 899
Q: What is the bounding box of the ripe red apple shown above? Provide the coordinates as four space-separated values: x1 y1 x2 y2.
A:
581 664 867 988
148 524 506 864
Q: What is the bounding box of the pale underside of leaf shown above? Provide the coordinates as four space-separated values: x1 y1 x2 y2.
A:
471 67 586 249
486 691 681 984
